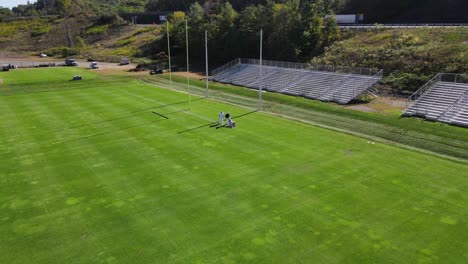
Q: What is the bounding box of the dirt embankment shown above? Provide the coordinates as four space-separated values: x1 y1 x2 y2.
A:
345 96 406 114
171 71 206 80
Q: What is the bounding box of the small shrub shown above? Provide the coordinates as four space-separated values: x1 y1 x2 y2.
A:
85 24 109 35
75 36 86 48
444 32 463 42
62 47 80 57
132 26 156 36
96 14 125 26
0 20 34 37
43 47 64 56
382 72 429 92
115 37 136 47
30 25 51 37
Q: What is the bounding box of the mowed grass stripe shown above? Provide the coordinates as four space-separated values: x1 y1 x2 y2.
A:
0 81 192 260
82 81 466 260
72 91 284 262
1 83 338 262
0 95 75 263
46 83 264 262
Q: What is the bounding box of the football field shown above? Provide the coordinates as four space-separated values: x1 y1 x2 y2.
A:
0 68 467 263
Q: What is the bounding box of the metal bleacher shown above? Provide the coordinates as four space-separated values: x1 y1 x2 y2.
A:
403 73 468 128
211 58 383 105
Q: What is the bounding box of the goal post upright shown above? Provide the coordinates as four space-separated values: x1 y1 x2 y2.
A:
166 21 172 89
186 19 192 110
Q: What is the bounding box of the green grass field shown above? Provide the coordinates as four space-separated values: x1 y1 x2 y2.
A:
1 68 467 263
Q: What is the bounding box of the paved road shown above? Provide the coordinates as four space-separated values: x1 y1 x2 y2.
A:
0 59 136 70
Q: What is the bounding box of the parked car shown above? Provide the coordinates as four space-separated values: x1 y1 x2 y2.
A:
150 67 163 75
2 64 10 71
65 58 78 66
120 58 130 65
89 62 99 69
40 53 48 58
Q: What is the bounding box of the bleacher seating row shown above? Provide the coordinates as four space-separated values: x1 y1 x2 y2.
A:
403 81 468 127
211 63 382 104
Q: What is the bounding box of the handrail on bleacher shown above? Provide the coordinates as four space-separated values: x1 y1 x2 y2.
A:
406 73 468 109
406 74 441 110
211 58 382 77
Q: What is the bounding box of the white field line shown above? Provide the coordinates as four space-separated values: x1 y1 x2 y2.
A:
123 90 214 123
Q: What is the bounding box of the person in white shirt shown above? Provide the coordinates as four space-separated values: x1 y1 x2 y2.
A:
218 111 224 124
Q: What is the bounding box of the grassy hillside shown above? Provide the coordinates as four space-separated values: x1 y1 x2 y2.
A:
312 28 468 94
0 17 163 63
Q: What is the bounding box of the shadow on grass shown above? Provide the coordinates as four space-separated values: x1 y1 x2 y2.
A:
178 121 218 134
232 110 258 119
178 110 258 134
152 108 190 119
130 98 205 114
51 103 194 133
152 111 169 119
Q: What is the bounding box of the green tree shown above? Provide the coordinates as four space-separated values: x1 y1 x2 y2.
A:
187 2 207 60
57 0 73 47
214 2 240 60
322 15 339 47
0 6 14 18
265 1 302 60
146 0 202 12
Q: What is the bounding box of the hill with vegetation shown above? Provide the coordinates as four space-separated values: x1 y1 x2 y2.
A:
312 28 468 94
0 15 163 64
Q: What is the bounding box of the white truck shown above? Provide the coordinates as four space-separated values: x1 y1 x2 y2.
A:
65 58 78 66
325 14 364 24
89 62 99 69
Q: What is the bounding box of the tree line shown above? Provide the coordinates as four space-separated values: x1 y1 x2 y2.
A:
147 0 468 23
160 0 339 67
3 0 467 22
